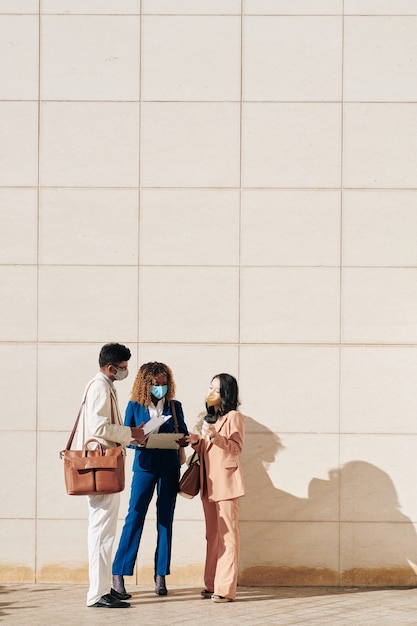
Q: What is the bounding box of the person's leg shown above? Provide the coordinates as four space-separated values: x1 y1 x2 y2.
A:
87 492 120 606
154 468 180 576
213 499 240 600
201 495 219 593
112 470 156 576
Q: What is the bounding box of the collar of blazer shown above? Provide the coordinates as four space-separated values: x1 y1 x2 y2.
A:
206 413 228 451
103 378 117 401
101 377 122 423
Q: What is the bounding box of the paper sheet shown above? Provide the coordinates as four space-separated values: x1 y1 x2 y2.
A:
143 414 172 437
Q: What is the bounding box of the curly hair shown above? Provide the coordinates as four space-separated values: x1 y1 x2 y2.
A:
130 361 176 406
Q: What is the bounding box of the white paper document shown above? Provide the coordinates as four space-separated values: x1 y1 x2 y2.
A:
143 414 172 437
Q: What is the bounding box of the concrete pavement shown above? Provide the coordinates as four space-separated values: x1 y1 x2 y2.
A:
1 584 417 625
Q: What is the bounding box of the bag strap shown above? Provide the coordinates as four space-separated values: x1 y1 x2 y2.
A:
109 393 122 450
189 450 199 464
171 400 179 433
110 393 115 424
64 381 95 451
64 381 117 452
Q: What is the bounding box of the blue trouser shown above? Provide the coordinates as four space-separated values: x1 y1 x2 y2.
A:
112 467 179 576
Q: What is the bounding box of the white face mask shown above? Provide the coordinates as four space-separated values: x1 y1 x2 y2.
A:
113 366 128 381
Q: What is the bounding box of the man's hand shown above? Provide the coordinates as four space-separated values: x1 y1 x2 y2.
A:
130 423 145 444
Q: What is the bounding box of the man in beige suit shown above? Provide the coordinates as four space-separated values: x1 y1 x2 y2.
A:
76 343 144 608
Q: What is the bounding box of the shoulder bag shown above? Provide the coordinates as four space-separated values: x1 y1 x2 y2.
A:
179 451 200 498
60 383 125 496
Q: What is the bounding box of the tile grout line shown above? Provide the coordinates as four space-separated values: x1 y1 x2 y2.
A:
338 0 346 587
238 1 243 376
35 0 41 585
137 3 142 354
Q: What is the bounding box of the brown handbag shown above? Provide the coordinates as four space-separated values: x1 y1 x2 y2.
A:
60 384 125 496
179 451 200 498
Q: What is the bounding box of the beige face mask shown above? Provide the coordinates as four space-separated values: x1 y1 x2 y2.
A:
206 390 220 407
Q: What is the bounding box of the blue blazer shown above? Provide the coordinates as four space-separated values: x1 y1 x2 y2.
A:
125 399 188 473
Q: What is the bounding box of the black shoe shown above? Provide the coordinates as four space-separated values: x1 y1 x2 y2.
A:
111 588 132 601
90 593 130 608
154 574 167 596
112 575 132 599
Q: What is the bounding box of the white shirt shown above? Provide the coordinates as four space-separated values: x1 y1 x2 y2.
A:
148 398 166 430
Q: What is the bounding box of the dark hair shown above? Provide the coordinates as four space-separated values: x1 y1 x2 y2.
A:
99 343 131 368
207 373 240 417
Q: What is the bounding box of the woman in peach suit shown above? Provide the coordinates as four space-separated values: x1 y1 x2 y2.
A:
186 373 245 603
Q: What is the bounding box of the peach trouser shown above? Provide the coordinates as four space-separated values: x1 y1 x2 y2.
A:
201 496 240 600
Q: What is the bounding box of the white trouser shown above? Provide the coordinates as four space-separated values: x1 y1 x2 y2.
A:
86 492 120 606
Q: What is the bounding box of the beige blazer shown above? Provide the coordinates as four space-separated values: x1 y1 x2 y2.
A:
76 372 133 450
195 410 245 502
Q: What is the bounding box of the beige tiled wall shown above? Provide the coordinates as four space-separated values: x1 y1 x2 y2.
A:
1 0 417 587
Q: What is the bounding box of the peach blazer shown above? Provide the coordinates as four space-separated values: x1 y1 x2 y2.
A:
194 410 245 502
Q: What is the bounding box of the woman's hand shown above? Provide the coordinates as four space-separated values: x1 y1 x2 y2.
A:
185 434 200 446
207 425 217 439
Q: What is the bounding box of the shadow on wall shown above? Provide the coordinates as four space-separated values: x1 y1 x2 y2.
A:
239 416 417 587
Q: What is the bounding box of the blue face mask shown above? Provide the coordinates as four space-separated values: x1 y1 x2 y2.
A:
151 385 168 400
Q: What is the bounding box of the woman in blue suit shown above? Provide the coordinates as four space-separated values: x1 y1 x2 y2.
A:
112 362 188 598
